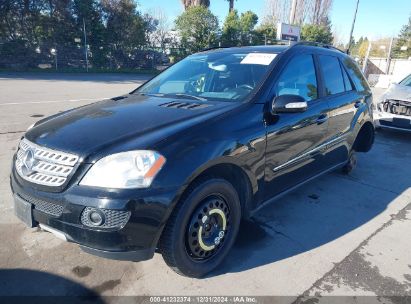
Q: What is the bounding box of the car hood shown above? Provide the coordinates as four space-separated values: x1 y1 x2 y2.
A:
25 94 236 160
383 83 411 103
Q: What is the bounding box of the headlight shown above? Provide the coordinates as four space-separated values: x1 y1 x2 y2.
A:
80 150 166 189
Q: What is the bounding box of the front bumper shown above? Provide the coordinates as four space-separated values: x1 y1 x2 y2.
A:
10 167 179 262
374 110 411 132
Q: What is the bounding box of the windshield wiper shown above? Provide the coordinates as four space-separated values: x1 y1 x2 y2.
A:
169 93 207 101
140 92 165 97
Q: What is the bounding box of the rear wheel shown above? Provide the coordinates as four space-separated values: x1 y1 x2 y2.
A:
159 179 241 278
342 151 357 174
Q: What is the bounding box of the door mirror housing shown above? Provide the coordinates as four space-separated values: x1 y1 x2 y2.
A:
271 95 308 114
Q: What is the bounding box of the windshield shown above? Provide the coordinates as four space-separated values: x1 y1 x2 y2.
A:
399 74 411 87
137 51 277 102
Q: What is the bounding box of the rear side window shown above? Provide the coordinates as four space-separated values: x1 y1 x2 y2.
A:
341 63 353 91
341 57 370 92
318 55 345 95
275 54 318 101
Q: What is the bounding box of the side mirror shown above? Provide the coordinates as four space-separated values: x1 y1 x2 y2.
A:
271 94 307 114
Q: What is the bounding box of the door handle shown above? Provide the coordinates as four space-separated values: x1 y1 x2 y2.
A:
316 114 328 124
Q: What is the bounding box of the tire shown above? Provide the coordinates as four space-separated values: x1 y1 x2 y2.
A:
159 178 241 278
341 150 357 174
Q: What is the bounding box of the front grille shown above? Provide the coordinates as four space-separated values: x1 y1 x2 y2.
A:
15 138 79 187
382 99 411 117
81 207 131 229
18 193 64 217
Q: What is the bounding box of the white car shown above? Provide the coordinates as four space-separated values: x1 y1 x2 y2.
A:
375 74 411 132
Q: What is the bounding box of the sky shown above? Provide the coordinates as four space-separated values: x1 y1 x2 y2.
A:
138 0 410 44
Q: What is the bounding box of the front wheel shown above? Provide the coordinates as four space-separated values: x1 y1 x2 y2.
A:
159 179 241 278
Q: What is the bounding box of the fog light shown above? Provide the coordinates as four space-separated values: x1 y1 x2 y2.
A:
81 207 131 229
88 209 105 226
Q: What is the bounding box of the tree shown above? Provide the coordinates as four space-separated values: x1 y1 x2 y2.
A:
239 11 258 45
226 0 235 13
393 15 411 58
101 0 147 68
181 0 210 10
262 0 332 25
221 10 241 46
254 21 277 45
357 37 369 59
73 0 107 68
301 23 333 44
145 9 171 52
175 6 219 53
262 0 291 24
221 10 259 47
311 0 333 25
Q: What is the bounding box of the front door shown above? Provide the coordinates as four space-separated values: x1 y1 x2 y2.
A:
264 53 329 200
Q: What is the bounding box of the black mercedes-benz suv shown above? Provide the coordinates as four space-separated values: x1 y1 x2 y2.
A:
11 42 374 278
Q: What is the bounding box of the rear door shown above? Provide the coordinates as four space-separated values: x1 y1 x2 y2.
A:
263 52 330 200
317 54 360 166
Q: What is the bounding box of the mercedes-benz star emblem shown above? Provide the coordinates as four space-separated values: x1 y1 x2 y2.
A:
22 149 36 176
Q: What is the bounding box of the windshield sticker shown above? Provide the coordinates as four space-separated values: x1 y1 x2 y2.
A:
241 53 277 65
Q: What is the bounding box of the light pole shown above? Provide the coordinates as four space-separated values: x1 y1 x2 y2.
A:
347 0 360 53
51 48 57 71
83 18 89 72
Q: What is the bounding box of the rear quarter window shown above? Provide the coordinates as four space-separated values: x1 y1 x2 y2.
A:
341 57 370 92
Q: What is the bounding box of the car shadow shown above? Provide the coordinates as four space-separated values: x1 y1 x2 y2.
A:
0 268 103 301
212 129 411 276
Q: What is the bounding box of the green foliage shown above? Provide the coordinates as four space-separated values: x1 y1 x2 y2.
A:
301 23 333 45
175 6 219 53
239 11 258 45
221 10 258 47
393 15 411 58
221 10 241 46
0 0 341 70
0 0 154 70
254 21 277 45
102 0 147 67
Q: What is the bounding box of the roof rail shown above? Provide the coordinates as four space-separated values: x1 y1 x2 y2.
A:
289 41 347 54
200 46 230 52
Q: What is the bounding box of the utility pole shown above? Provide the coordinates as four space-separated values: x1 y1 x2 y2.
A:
385 37 394 75
363 42 371 74
83 18 89 72
55 50 58 71
347 0 360 53
289 0 298 24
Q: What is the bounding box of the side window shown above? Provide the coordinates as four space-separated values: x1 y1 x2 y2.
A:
318 55 345 95
340 62 353 91
342 57 370 92
275 54 318 101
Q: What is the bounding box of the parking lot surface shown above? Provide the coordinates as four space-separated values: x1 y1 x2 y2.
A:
0 74 410 301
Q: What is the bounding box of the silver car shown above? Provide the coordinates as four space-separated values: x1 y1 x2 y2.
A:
375 74 411 132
